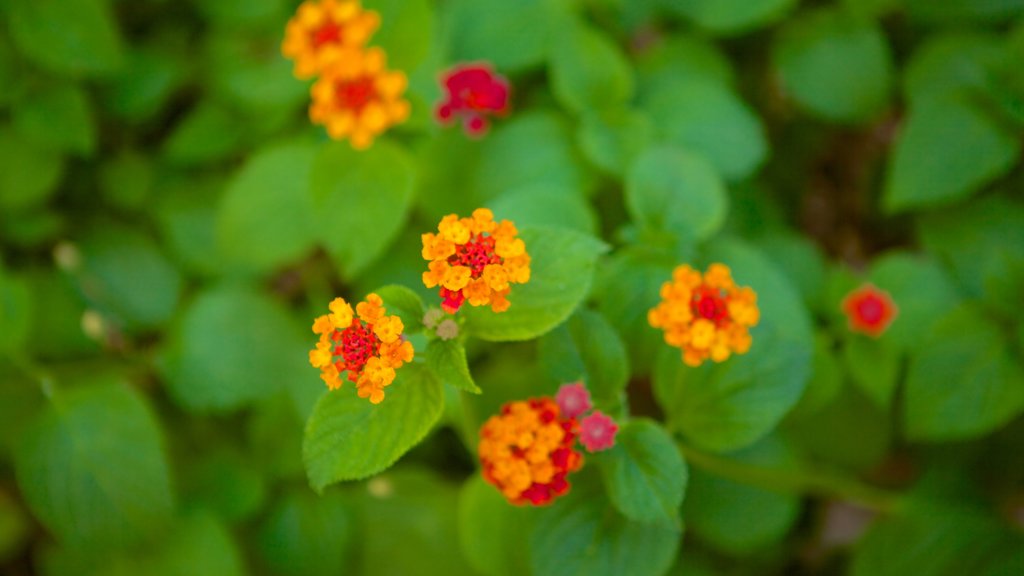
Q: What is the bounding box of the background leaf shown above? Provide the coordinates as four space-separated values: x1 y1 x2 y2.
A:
600 419 687 524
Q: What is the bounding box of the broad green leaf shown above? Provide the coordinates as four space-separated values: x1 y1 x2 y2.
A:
904 33 1007 104
426 338 480 394
0 126 64 212
182 445 266 523
487 184 600 235
537 308 629 409
783 383 890 473
473 111 596 200
446 0 563 72
904 0 1024 23
374 285 427 334
884 97 1020 212
774 8 893 123
683 435 801 553
13 84 96 156
626 145 728 243
312 141 416 277
302 363 443 492
15 380 174 548
600 419 687 524
101 46 187 123
154 174 225 277
636 34 735 98
463 227 608 341
24 269 100 361
549 19 634 114
457 476 533 576
98 150 152 210
577 108 655 176
365 0 433 71
842 336 900 409
904 305 1024 441
867 251 962 351
160 284 308 412
0 490 30 564
664 0 797 35
642 80 767 181
0 266 32 353
653 239 813 452
162 101 245 166
530 476 681 576
413 129 485 223
77 226 183 332
217 141 319 274
789 334 843 417
206 34 306 114
758 233 827 308
258 490 353 576
189 0 285 29
8 0 123 76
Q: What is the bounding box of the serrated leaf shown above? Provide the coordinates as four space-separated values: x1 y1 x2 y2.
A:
626 145 728 243
426 338 480 394
302 363 443 491
538 308 629 409
374 285 426 334
601 419 687 524
463 227 607 341
487 184 599 235
14 380 174 548
217 141 319 274
312 141 416 277
653 239 813 452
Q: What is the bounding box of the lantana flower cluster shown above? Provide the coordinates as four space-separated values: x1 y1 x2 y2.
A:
308 294 413 404
422 209 531 314
435 63 510 137
842 283 898 337
282 0 409 148
648 263 760 367
555 382 619 453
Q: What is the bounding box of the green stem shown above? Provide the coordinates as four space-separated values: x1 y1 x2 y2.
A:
677 440 903 514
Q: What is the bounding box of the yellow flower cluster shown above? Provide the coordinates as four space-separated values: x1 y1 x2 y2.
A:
282 0 409 149
421 209 531 314
648 263 760 367
309 294 414 404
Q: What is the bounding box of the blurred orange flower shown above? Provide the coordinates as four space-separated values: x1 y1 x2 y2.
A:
281 0 380 79
842 283 897 337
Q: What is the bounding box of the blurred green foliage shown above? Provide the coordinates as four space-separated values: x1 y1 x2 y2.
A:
1 0 1024 575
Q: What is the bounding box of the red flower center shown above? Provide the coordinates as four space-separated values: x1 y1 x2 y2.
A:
335 76 377 113
334 319 381 381
691 287 730 327
312 22 343 48
447 232 503 277
856 296 885 325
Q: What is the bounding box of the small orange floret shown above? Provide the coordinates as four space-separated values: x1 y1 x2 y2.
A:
842 283 898 338
421 209 530 314
478 398 583 506
307 294 414 403
281 0 381 79
648 263 760 367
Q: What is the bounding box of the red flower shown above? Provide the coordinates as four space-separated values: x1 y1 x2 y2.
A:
555 382 592 420
842 283 898 338
435 63 510 137
579 411 618 453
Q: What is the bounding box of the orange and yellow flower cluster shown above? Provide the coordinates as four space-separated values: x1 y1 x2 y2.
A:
648 263 760 367
421 209 531 314
478 398 583 506
309 294 414 404
282 0 409 149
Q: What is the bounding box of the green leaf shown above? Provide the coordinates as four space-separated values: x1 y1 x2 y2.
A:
463 227 608 341
217 141 319 274
904 0 1024 23
683 435 801 553
538 308 629 409
189 0 285 29
101 45 187 123
636 34 735 98
577 108 655 176
457 476 533 576
77 226 183 331
600 419 687 524
773 8 893 123
653 239 813 452
312 141 416 277
98 150 152 210
842 336 901 409
23 269 100 361
374 285 426 334
0 126 64 212
207 34 306 114
162 101 245 166
258 490 353 576
446 0 563 72
903 33 1007 105
789 334 843 417
160 284 308 412
530 476 681 576
664 0 797 35
487 184 600 235
13 84 96 156
642 80 767 181
626 145 728 243
884 97 1020 213
867 251 962 351
426 338 480 394
904 305 1024 441
549 19 634 114
14 380 174 548
0 266 32 353
302 363 443 492
8 0 123 76
364 0 433 71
